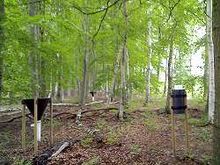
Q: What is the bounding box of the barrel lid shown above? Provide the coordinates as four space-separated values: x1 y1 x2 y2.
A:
174 85 184 90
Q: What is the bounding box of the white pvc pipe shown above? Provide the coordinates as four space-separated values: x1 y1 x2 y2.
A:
37 120 41 142
31 120 41 142
92 96 95 102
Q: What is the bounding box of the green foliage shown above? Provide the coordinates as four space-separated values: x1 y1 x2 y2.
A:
82 156 100 165
12 159 31 165
0 0 206 103
106 129 121 145
81 136 93 148
130 144 142 155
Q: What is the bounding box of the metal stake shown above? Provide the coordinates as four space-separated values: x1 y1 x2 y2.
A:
185 109 189 155
34 98 38 154
22 104 26 150
171 109 176 156
50 98 54 146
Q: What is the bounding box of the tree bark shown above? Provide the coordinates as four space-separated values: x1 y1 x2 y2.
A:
29 0 41 98
165 38 173 114
163 58 168 96
80 2 90 106
119 0 128 120
0 0 5 110
207 0 215 123
145 5 152 104
57 54 64 102
213 0 220 164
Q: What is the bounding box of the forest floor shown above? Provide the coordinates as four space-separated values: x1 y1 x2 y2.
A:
0 96 212 165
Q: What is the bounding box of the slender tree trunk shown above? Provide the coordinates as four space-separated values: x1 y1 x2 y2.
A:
163 58 168 96
80 0 89 106
165 38 173 114
156 61 160 94
203 51 208 100
126 48 130 102
110 5 120 102
110 49 120 102
119 0 128 120
0 0 5 110
207 0 215 123
29 0 40 98
38 1 47 97
57 54 64 102
213 0 220 164
145 5 152 104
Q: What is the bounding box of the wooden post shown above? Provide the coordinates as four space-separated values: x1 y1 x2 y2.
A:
22 104 26 150
185 109 189 155
34 98 38 154
50 98 54 146
171 109 176 156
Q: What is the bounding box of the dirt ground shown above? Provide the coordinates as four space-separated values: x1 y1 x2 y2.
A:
0 98 212 165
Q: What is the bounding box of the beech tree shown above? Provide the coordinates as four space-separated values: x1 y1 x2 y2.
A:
207 0 215 123
213 0 220 163
0 0 4 108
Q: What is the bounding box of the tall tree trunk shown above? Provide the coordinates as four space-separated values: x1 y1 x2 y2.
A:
145 5 152 104
38 1 47 97
110 5 120 102
163 58 168 96
119 0 128 120
110 48 120 102
213 0 220 164
0 0 5 110
57 54 64 102
207 0 215 123
165 38 173 114
29 0 40 98
80 0 90 106
156 61 160 94
203 51 208 100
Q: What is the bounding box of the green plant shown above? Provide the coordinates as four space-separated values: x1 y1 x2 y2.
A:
13 158 31 165
198 128 212 142
95 118 108 130
0 131 13 150
130 144 142 155
143 110 160 131
81 136 93 148
82 156 100 165
106 129 120 145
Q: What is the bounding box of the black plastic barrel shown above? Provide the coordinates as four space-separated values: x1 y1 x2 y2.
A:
21 98 51 120
171 89 187 114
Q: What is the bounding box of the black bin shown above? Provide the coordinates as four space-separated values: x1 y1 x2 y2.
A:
171 89 187 114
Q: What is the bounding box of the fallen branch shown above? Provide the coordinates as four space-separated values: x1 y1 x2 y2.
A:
49 142 71 159
53 107 118 118
0 107 118 123
33 140 80 165
33 126 105 164
52 100 104 107
0 113 31 123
